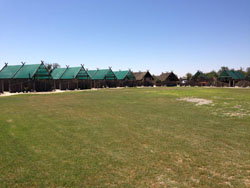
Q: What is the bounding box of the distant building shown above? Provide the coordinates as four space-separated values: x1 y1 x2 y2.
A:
133 71 154 86
87 68 117 88
157 72 179 86
51 65 91 90
113 70 136 87
218 70 244 87
191 71 209 86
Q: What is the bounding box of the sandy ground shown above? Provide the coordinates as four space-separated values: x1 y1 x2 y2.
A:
178 97 213 106
0 88 124 97
0 90 66 97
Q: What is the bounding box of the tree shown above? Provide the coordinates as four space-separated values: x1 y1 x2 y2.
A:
186 73 193 81
236 67 246 77
246 67 250 74
46 63 52 71
52 63 60 69
45 63 60 72
206 70 218 79
217 66 229 75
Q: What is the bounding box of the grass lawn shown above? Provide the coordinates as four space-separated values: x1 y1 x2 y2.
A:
0 87 249 187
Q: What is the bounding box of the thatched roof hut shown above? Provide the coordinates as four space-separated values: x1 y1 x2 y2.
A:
133 71 154 81
133 71 154 86
158 72 179 82
157 72 179 86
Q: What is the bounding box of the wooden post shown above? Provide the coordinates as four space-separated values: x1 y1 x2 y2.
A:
9 80 11 92
76 80 79 89
45 80 47 91
33 81 36 91
233 80 235 87
68 80 70 90
54 80 56 90
21 82 23 92
1 80 4 93
59 80 62 90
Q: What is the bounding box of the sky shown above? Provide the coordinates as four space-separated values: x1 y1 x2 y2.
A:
0 0 249 76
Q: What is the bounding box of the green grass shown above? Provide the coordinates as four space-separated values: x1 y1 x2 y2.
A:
0 87 249 187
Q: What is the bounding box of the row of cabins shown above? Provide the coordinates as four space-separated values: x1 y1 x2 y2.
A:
1 62 248 93
0 62 164 93
189 70 246 87
51 66 136 89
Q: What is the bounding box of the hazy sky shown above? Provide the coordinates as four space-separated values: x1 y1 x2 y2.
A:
0 0 249 76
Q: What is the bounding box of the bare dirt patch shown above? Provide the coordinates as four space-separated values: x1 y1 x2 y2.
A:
6 119 13 123
0 90 66 97
0 88 126 97
178 97 213 106
223 112 249 117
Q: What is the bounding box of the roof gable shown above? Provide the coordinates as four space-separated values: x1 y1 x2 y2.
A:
133 71 154 81
91 69 117 80
126 71 136 80
34 64 52 79
133 72 146 80
158 72 179 81
192 71 208 81
87 70 97 79
114 70 135 80
76 67 91 80
13 64 51 79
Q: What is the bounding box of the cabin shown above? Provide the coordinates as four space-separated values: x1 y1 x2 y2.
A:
218 70 244 87
133 71 154 86
51 68 67 89
87 68 117 88
191 71 209 86
0 62 52 92
158 72 179 86
51 65 91 90
0 64 22 92
113 70 136 87
152 75 161 86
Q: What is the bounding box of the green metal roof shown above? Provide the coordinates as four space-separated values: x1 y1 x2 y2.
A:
219 70 244 80
87 70 97 79
113 70 135 80
60 67 81 79
13 64 51 79
34 64 52 79
51 68 66 80
0 65 22 79
191 71 208 81
233 71 244 79
76 67 90 80
53 67 90 80
13 64 40 79
91 69 117 80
